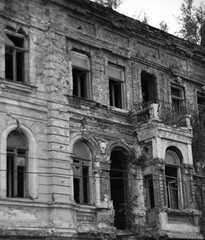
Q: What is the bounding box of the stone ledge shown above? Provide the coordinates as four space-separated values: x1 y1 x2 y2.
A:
0 79 37 94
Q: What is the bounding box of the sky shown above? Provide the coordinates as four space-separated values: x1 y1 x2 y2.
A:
117 0 204 35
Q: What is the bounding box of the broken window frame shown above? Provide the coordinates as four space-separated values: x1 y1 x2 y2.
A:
144 175 155 209
108 64 125 109
72 141 92 204
71 52 90 99
171 84 185 115
165 150 183 209
5 29 28 83
7 131 28 198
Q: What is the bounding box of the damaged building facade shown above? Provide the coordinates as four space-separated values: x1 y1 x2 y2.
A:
0 0 205 239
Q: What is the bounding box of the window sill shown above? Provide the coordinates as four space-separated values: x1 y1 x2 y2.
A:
67 96 129 116
74 203 96 223
109 106 129 115
162 207 200 216
67 95 96 108
0 197 40 207
0 79 37 94
73 202 96 210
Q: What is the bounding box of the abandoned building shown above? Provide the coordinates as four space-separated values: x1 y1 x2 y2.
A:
0 0 205 239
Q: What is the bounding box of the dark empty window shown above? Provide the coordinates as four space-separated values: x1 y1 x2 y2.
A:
109 79 122 108
7 130 28 198
110 148 128 230
72 68 88 98
108 64 124 109
71 52 90 99
141 71 157 104
197 93 205 113
171 85 185 114
165 149 182 209
73 141 92 204
145 175 155 209
5 29 27 82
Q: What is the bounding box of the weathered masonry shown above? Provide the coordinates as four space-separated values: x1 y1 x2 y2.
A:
0 0 205 239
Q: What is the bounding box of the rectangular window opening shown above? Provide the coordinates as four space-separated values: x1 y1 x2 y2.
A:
17 165 25 197
83 165 89 204
145 175 155 209
141 71 157 104
171 85 185 115
197 93 205 113
7 154 14 197
5 32 27 83
74 178 80 203
73 158 90 204
71 51 90 99
165 165 179 209
7 148 26 198
72 68 88 98
5 47 14 81
108 64 125 109
109 79 123 108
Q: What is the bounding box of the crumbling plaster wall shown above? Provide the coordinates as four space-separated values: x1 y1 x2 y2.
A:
0 0 204 238
0 0 64 235
48 0 205 110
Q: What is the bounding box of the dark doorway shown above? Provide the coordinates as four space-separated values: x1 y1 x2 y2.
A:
110 148 127 230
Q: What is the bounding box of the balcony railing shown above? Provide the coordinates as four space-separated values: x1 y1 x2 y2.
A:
132 100 189 127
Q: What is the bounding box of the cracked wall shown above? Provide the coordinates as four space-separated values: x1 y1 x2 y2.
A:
0 0 204 239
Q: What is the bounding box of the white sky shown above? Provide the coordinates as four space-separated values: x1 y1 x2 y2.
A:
117 0 204 34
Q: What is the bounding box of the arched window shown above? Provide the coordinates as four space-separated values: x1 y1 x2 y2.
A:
73 141 92 204
165 148 182 209
7 130 28 198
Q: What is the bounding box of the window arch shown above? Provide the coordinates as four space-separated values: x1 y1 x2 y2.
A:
7 130 28 198
165 148 182 209
73 141 92 204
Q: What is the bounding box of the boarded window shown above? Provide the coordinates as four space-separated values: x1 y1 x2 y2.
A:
108 64 124 109
7 130 28 198
73 142 92 204
71 52 90 99
5 29 28 83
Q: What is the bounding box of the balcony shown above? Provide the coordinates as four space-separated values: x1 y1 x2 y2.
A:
131 100 190 128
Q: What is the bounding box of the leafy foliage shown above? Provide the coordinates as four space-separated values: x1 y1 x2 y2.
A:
93 0 123 9
177 0 205 44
